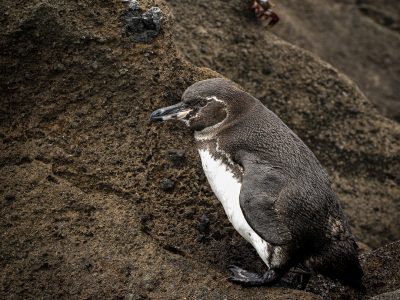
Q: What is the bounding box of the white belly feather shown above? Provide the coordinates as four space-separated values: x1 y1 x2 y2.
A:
198 149 272 267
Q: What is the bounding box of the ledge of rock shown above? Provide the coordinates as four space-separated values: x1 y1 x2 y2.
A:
0 0 399 299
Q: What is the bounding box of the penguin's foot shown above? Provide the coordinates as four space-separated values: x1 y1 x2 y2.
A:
298 273 311 290
228 265 278 286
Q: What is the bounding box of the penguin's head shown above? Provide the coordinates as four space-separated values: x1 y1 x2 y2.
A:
150 78 254 131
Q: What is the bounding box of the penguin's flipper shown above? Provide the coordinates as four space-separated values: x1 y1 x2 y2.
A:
239 161 292 246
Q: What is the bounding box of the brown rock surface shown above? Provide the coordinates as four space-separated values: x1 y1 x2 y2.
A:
0 0 399 299
272 0 400 121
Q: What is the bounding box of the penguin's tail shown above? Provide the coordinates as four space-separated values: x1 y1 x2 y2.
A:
335 242 366 293
313 240 366 292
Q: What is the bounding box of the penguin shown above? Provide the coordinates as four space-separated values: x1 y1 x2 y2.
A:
150 78 364 290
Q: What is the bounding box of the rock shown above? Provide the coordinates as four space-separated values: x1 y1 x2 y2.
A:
370 289 400 300
168 149 186 167
123 0 140 11
3 193 16 205
362 241 400 297
123 1 163 43
160 178 175 191
273 0 400 121
197 214 210 233
0 0 399 299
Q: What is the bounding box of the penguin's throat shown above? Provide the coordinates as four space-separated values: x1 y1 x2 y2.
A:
193 110 228 141
196 140 244 181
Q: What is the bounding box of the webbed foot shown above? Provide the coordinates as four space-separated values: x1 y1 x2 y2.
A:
228 265 279 286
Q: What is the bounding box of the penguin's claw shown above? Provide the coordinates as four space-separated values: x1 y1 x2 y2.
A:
228 265 278 286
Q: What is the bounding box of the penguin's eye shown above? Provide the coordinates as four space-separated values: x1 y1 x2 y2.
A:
199 99 208 107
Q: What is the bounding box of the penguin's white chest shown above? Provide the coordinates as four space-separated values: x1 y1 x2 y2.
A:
198 149 272 267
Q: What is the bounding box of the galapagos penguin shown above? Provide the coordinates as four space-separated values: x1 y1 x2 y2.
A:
150 78 364 290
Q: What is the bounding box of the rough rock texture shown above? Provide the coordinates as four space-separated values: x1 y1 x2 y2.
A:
0 0 399 299
272 0 400 121
307 241 400 299
370 290 400 300
123 1 163 43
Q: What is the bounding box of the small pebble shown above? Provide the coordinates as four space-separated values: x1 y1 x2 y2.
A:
160 178 175 191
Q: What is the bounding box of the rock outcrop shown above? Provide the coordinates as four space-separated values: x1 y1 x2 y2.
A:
273 0 400 121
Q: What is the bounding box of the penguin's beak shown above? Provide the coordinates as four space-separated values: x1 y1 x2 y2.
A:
150 102 192 122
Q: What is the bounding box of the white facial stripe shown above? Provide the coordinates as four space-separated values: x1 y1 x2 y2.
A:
206 96 224 103
194 96 228 141
178 110 192 127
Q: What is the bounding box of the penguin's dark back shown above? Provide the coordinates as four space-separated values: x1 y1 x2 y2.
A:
214 92 357 257
218 93 326 181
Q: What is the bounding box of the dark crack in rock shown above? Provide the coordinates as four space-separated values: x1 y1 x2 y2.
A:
123 1 163 43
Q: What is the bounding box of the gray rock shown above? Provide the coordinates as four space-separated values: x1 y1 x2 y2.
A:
122 0 139 11
123 1 163 43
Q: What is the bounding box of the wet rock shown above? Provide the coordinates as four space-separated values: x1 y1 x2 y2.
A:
123 1 163 43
